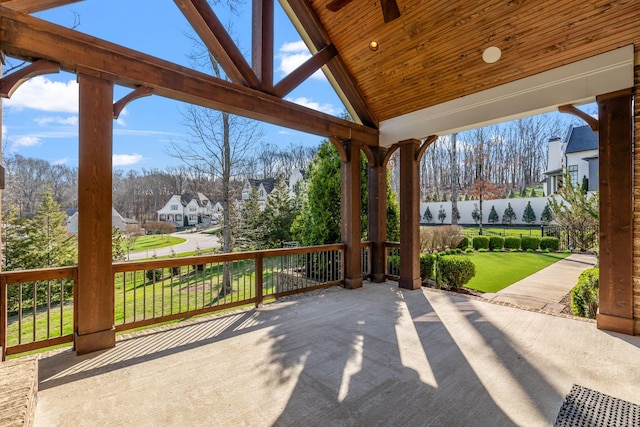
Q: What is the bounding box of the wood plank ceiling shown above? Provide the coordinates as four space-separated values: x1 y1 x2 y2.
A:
285 0 640 124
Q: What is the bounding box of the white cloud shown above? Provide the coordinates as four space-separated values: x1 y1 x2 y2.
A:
1 124 6 137
8 136 42 152
35 116 79 126
52 157 70 166
286 96 340 116
113 153 143 166
115 107 127 127
278 40 325 80
4 76 79 113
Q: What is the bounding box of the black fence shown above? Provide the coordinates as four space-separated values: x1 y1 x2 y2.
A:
458 225 598 251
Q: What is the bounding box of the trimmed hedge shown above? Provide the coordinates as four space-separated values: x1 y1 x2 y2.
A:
539 237 559 251
420 253 436 280
570 267 599 318
521 236 540 251
503 236 521 250
489 236 504 251
457 236 469 249
472 236 489 250
436 255 476 290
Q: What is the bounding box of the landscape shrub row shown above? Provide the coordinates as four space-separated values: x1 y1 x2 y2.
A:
570 267 599 318
467 236 559 252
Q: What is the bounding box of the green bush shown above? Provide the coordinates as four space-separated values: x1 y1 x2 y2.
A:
521 236 540 251
503 237 521 250
457 236 469 249
472 236 489 250
478 248 488 252
388 255 399 275
436 256 476 290
489 236 504 251
526 248 534 253
420 253 436 280
146 268 163 282
465 247 473 253
570 267 599 318
540 237 559 251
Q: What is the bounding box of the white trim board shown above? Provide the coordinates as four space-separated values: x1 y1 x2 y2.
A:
379 45 634 147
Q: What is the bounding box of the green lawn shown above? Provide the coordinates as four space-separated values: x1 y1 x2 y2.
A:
463 251 570 293
129 235 186 252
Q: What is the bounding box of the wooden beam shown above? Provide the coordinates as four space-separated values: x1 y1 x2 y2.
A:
113 86 153 119
282 0 378 128
273 44 337 98
368 147 387 282
0 0 82 13
597 88 634 335
398 139 421 290
173 0 262 89
341 141 362 289
416 135 438 162
0 59 59 98
0 9 378 145
558 104 599 132
252 0 273 91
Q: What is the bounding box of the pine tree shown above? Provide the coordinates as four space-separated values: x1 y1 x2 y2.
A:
540 203 553 224
522 201 536 224
581 175 589 194
488 205 499 224
237 186 266 249
502 203 517 225
438 205 447 224
530 187 537 197
262 178 296 248
471 204 480 224
519 188 526 197
423 206 433 223
1 204 30 271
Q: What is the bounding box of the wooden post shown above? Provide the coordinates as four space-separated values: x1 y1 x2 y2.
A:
341 141 363 289
368 147 387 282
75 70 116 354
398 139 421 290
597 88 635 335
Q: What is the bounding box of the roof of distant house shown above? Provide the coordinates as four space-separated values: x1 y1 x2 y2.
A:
565 124 598 154
180 192 210 207
247 178 276 194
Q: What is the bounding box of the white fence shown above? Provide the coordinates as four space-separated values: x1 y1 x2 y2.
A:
421 197 550 226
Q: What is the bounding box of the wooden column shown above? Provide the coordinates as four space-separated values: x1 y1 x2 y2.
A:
368 147 387 282
341 141 363 289
75 70 116 354
597 88 635 335
398 139 421 290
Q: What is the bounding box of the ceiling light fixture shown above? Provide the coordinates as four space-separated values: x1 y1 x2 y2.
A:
369 41 379 51
482 46 501 63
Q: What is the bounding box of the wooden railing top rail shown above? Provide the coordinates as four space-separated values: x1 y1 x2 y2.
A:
384 241 400 249
0 266 77 284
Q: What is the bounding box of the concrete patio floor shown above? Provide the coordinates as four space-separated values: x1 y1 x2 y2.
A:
35 282 640 427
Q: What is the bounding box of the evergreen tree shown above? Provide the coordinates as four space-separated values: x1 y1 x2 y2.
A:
519 188 526 197
530 187 537 197
522 201 536 224
502 203 517 225
112 227 126 262
488 205 499 224
438 205 447 224
1 204 30 271
423 206 433 223
262 178 297 248
540 203 553 224
471 204 480 224
237 186 266 249
581 175 589 194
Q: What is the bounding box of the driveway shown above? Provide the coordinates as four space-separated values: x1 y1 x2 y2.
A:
126 230 221 260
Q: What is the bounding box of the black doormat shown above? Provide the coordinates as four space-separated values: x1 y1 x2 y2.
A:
555 384 640 426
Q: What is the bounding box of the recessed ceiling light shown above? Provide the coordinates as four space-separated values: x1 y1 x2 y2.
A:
482 46 501 63
369 41 379 51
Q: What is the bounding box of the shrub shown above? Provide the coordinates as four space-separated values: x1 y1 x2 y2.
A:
521 236 540 251
170 266 181 277
457 236 469 249
436 256 476 290
526 248 534 253
146 268 163 282
478 248 488 252
420 225 463 252
472 236 489 250
503 236 521 250
489 236 504 251
539 237 559 251
465 247 473 253
388 255 400 275
570 267 599 318
420 253 436 280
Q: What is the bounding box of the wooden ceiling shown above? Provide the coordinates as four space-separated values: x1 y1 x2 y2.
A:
285 0 640 124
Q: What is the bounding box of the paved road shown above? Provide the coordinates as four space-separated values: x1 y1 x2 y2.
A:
126 230 221 260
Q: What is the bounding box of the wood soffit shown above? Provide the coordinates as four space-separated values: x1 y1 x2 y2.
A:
2 0 640 144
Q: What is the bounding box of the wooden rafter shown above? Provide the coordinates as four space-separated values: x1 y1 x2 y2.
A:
0 59 60 98
0 8 378 145
282 0 378 128
273 44 337 98
558 104 599 132
0 0 82 13
113 86 153 119
252 0 274 91
173 0 261 89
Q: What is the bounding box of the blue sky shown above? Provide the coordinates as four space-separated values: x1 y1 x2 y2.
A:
1 0 345 170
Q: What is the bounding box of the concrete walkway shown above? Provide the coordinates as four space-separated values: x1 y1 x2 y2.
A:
482 253 597 312
34 283 640 426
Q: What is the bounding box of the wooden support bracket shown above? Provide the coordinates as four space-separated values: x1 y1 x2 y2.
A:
558 104 599 132
330 136 350 162
113 86 154 119
416 135 438 162
0 59 60 98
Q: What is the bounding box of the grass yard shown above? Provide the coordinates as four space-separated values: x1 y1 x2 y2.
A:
463 251 570 293
129 235 186 252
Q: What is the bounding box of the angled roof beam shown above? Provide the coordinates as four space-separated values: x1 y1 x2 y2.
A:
281 0 378 128
0 8 378 145
0 0 82 13
272 44 337 98
173 0 262 89
0 59 60 97
252 0 274 92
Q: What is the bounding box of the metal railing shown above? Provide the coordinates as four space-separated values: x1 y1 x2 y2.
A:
385 242 400 280
360 241 372 279
2 244 344 359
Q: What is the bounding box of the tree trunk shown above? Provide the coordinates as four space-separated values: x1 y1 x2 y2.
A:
450 133 458 225
222 112 232 295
